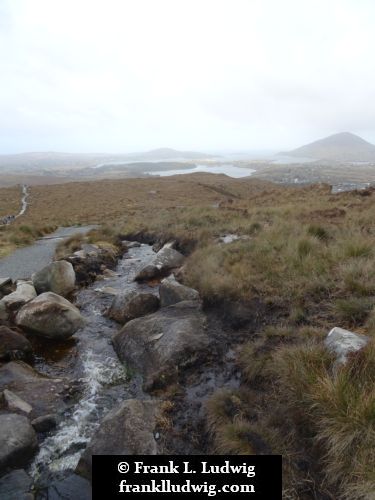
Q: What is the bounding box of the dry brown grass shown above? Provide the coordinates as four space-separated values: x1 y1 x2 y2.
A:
1 174 375 496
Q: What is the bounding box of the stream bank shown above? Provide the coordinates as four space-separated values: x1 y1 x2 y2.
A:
0 234 261 499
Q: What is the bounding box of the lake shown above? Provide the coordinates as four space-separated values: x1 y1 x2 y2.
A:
147 163 256 178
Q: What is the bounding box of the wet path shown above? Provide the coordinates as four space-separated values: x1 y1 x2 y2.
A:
0 225 98 280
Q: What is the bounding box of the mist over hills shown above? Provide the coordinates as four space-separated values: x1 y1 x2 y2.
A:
285 132 375 162
0 148 216 171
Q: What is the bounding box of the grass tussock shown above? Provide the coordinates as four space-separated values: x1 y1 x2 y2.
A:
208 329 375 499
273 340 375 499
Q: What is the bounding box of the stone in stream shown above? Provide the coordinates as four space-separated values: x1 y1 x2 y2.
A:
16 292 85 340
135 244 185 281
0 361 68 419
113 300 210 391
44 474 91 500
159 274 200 307
107 290 160 324
121 240 141 249
0 280 37 313
0 413 38 472
325 327 370 364
0 325 33 362
0 276 12 298
0 469 34 500
31 414 57 433
32 260 76 297
67 245 119 285
76 399 160 479
3 389 33 414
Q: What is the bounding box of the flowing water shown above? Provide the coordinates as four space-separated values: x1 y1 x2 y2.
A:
29 243 159 486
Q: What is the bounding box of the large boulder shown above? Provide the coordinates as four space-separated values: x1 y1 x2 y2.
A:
32 260 76 297
16 292 85 340
113 300 210 390
135 245 185 281
325 327 370 364
107 290 159 324
76 399 160 479
0 326 33 362
0 469 34 500
43 474 91 500
0 413 38 472
159 275 200 307
0 281 37 313
0 361 68 418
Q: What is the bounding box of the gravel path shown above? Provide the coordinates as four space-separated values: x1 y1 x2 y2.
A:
0 225 98 281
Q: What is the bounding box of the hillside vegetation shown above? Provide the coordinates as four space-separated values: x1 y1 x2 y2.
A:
1 173 375 497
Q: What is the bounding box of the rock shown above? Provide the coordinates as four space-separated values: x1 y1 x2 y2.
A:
325 327 370 364
121 240 141 249
113 300 210 390
44 474 91 500
0 469 34 500
67 246 119 286
0 361 68 419
73 249 87 258
16 292 85 340
159 275 200 307
0 299 8 321
0 277 12 288
107 290 160 324
32 260 75 297
81 243 100 255
102 268 119 277
135 245 185 281
31 414 57 433
0 277 12 298
76 399 160 479
0 326 33 362
3 389 33 414
94 286 119 295
155 245 184 268
135 264 160 281
0 413 38 472
1 281 37 312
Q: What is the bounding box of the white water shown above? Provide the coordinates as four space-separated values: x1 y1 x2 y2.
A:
30 346 128 476
29 244 156 482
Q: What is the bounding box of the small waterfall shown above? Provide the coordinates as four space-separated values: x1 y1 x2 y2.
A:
30 350 128 477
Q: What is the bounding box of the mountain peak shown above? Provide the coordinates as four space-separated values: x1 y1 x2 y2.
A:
285 132 375 161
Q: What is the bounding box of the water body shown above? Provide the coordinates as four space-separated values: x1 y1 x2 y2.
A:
148 163 256 178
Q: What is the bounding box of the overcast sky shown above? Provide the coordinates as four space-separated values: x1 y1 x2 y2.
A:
1 0 375 153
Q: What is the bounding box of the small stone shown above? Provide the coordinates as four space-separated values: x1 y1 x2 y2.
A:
325 327 370 364
4 389 33 414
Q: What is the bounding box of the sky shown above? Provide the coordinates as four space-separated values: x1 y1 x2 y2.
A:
1 0 375 154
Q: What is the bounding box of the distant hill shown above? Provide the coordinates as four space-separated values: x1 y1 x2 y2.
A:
284 132 375 162
131 148 216 160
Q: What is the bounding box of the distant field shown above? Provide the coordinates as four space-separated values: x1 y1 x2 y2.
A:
0 185 22 217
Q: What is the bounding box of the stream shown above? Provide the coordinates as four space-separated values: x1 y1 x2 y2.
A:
29 243 159 488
